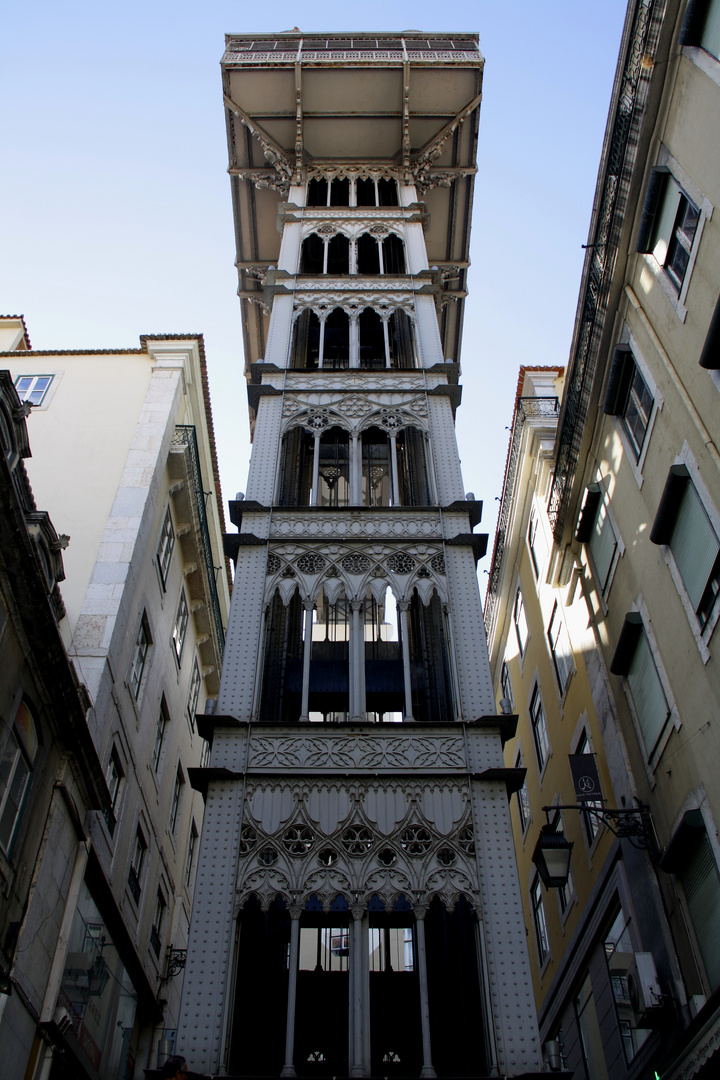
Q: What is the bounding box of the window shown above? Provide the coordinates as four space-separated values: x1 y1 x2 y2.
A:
186 821 198 887
0 701 39 854
547 602 572 692
577 483 620 596
611 614 671 759
129 614 151 699
554 813 575 915
514 749 531 834
200 739 211 769
128 828 146 904
603 345 654 462
157 507 175 588
675 823 720 991
104 747 124 836
152 701 169 774
651 465 720 631
604 908 652 1062
151 889 166 958
575 974 609 1080
530 686 550 772
681 0 720 60
528 508 547 580
514 588 529 656
500 660 514 709
187 657 202 729
170 765 184 834
172 590 189 664
14 374 53 406
531 875 549 966
636 165 708 310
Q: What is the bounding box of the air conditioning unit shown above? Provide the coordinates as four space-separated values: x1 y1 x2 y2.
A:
53 1007 72 1035
627 952 662 1022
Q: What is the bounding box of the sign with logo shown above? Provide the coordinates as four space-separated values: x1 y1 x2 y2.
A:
569 753 603 802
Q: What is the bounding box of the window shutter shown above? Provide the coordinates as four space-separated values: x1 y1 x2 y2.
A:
650 465 690 545
699 294 720 370
679 0 708 46
603 345 633 415
680 831 720 991
589 499 618 592
670 482 720 612
610 612 642 676
627 633 670 754
575 483 602 543
636 167 670 253
703 0 720 58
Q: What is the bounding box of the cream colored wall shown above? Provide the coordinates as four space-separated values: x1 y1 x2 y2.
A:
498 489 616 1010
8 352 152 638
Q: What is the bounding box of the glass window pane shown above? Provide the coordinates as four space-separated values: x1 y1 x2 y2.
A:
670 482 720 614
627 634 669 755
589 499 618 591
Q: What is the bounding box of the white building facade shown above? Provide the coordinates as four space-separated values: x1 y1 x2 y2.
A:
178 33 544 1078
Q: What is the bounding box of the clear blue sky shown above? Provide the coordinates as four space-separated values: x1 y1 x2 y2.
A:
1 0 629 562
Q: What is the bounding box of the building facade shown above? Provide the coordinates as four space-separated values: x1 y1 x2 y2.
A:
178 32 545 1079
488 1 720 1078
0 319 231 1079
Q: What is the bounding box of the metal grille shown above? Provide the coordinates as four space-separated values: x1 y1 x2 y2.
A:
547 0 659 541
171 425 225 658
483 397 560 638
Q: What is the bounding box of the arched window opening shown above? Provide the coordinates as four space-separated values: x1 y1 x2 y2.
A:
356 178 376 207
357 232 381 275
317 427 350 507
365 586 404 723
322 309 350 369
277 427 314 506
369 909 420 1077
308 586 350 722
327 234 350 275
300 233 324 274
361 427 391 507
388 310 415 369
294 907 351 1075
359 309 385 370
396 427 432 506
0 700 40 854
408 591 454 723
425 896 487 1075
260 591 304 723
229 895 290 1075
307 178 328 206
378 178 399 206
292 310 321 369
329 177 350 206
382 234 406 274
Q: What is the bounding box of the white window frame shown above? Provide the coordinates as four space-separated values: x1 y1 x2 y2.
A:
682 0 720 89
513 745 531 840
156 506 175 590
13 373 58 409
514 586 529 661
129 613 152 701
186 820 199 888
186 656 202 730
622 598 681 775
172 589 190 665
530 872 551 972
128 826 147 907
547 600 573 696
658 443 720 661
583 475 625 606
500 660 514 710
529 681 550 777
610 332 663 489
152 701 169 776
169 764 184 835
641 149 713 323
0 710 38 856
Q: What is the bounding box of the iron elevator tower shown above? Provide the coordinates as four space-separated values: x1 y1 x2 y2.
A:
178 32 543 1079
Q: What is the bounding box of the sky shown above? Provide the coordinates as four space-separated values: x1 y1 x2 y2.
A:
1 0 630 577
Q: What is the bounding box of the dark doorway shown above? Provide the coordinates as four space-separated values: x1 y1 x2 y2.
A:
229 896 291 1075
295 914 350 1077
425 896 487 1076
369 912 422 1077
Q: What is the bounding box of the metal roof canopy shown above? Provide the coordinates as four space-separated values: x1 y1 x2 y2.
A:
221 32 483 378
